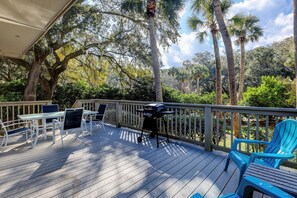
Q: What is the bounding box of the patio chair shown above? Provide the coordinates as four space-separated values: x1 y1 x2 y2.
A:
53 108 85 147
191 175 293 198
41 104 59 137
0 119 34 147
85 104 108 131
224 119 297 182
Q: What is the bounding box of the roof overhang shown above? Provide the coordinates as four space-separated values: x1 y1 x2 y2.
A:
0 0 78 58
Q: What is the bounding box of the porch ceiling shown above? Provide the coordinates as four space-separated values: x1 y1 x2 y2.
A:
0 0 77 58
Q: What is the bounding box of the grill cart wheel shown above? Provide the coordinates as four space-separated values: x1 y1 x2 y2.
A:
137 137 142 143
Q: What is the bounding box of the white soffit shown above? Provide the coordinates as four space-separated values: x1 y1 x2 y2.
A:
0 0 77 58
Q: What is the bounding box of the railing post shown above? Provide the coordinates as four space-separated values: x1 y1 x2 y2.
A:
116 102 122 128
204 106 213 152
75 101 82 108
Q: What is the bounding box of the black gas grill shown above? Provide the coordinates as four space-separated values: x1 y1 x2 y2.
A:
137 103 174 148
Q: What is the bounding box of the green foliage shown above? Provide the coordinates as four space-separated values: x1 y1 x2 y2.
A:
124 77 155 101
53 81 89 108
53 82 123 109
163 86 183 102
0 80 25 101
242 76 294 108
179 92 228 104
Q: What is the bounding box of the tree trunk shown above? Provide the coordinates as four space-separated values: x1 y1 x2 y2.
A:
294 0 297 108
213 0 237 106
238 41 245 101
23 53 43 101
196 77 200 95
39 76 59 100
213 0 238 137
211 31 222 105
148 15 163 102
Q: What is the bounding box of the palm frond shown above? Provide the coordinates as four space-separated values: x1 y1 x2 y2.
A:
159 0 185 23
191 0 208 12
197 31 208 43
221 0 232 15
121 0 144 13
188 16 204 30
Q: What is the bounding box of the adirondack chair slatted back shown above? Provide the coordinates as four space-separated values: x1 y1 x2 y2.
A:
263 119 297 167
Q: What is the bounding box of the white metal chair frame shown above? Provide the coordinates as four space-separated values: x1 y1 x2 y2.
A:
53 108 86 147
92 104 108 131
0 119 33 147
41 104 59 139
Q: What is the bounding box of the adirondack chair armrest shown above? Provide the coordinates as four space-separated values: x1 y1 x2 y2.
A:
231 139 269 151
236 176 293 198
249 153 294 164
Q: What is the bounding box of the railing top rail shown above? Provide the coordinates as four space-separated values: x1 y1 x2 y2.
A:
0 100 52 106
76 99 297 113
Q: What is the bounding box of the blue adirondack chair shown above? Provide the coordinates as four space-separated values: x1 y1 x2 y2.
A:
224 119 297 182
191 175 293 198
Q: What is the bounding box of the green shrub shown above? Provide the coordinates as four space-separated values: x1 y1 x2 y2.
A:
242 76 294 108
0 80 25 101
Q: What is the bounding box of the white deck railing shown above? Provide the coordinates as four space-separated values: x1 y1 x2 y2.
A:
75 99 297 167
1 99 295 167
0 100 52 122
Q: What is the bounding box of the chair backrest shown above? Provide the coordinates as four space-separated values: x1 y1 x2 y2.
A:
264 119 297 167
96 104 108 121
42 104 59 123
62 108 83 131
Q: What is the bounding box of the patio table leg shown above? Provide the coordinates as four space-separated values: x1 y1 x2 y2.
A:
53 122 56 144
31 120 39 148
90 115 93 135
42 118 47 140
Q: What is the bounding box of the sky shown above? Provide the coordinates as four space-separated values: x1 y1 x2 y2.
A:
161 0 293 68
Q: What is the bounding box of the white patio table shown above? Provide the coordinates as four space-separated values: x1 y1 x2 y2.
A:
18 110 98 148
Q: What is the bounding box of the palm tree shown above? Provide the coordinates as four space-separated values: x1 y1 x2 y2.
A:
294 0 297 108
191 64 209 94
175 70 189 93
188 0 231 105
229 14 263 101
213 0 239 137
121 0 184 102
213 0 237 106
168 67 179 88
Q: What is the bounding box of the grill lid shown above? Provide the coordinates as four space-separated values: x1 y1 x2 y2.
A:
144 103 166 113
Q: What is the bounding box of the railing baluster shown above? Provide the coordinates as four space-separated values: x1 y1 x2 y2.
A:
223 112 227 148
265 115 269 142
199 112 202 141
174 109 178 136
179 109 182 138
256 114 259 151
194 111 197 142
247 114 251 152
183 109 187 138
189 109 192 139
204 106 212 151
231 112 234 148
216 111 219 146
239 113 242 151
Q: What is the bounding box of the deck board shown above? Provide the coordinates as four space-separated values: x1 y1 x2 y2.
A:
1 125 288 198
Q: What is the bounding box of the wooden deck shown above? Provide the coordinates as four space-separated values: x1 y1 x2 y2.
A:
0 125 241 198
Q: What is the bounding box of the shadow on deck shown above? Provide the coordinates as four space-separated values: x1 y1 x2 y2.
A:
0 125 240 198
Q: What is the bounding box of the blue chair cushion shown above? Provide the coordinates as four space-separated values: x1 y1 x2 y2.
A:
7 127 30 135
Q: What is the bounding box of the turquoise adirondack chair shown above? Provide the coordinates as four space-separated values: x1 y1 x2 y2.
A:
191 175 293 198
224 119 297 182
